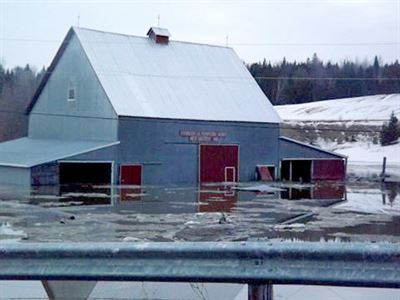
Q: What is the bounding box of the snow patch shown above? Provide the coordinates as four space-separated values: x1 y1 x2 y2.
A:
276 94 399 122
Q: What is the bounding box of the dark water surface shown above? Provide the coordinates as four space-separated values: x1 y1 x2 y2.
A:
0 181 399 243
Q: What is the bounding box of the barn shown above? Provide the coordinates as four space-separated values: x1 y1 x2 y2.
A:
0 27 346 186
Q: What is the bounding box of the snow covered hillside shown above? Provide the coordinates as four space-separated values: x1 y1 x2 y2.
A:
276 94 399 124
276 94 400 181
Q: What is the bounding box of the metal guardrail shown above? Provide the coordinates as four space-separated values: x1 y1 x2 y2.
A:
0 242 399 299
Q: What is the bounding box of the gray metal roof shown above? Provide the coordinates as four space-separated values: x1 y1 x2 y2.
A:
72 27 281 123
0 138 119 168
28 27 281 124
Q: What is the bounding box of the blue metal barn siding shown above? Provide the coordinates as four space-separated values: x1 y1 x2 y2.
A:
279 138 343 160
28 33 118 142
116 117 280 184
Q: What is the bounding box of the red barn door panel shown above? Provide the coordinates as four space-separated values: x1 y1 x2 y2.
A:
312 160 345 181
120 165 142 185
200 145 239 183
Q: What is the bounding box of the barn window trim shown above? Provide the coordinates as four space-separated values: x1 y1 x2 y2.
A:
67 80 76 102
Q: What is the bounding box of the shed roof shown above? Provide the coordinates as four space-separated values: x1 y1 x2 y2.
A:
30 27 280 123
280 137 347 159
0 138 119 168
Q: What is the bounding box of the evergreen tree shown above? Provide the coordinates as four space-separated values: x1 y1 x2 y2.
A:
247 54 400 105
380 112 400 146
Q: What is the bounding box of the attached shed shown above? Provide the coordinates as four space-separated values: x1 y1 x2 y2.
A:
279 137 347 182
0 138 119 185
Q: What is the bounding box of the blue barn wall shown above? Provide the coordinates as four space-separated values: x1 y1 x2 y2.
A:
26 116 281 185
29 33 118 142
0 166 31 185
279 138 343 160
116 117 280 184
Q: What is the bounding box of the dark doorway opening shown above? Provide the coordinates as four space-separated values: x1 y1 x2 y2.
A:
281 160 312 183
59 162 112 185
281 161 291 181
292 160 312 183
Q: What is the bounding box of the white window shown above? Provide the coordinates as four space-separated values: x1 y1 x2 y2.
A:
68 80 76 101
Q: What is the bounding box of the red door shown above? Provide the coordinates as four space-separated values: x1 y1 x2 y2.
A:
200 145 239 183
312 159 345 181
120 165 142 185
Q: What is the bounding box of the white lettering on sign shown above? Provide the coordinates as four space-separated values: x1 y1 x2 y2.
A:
179 130 227 142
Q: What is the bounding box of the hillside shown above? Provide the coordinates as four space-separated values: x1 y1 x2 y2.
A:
276 94 400 123
276 94 400 181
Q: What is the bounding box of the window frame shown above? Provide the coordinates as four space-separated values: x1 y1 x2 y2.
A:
67 79 77 102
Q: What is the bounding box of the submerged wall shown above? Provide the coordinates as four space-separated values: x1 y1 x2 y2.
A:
31 162 59 186
117 117 280 184
0 166 31 186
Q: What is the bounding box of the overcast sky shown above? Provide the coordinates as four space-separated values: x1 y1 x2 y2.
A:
0 0 399 69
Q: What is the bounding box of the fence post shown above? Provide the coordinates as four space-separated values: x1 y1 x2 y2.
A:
381 156 387 182
248 284 273 300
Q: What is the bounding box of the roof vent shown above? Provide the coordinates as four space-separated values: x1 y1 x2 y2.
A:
147 27 171 45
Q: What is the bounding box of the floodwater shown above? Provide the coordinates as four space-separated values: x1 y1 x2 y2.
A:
1 181 400 300
1 181 399 243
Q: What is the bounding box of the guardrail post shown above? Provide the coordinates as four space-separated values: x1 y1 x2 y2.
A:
42 280 97 300
248 284 273 300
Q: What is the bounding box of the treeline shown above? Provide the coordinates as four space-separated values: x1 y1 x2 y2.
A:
248 54 400 105
0 64 44 141
0 56 399 141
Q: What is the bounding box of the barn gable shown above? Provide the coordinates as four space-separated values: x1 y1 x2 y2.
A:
28 28 118 141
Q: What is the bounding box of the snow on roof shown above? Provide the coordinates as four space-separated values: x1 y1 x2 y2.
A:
72 27 281 123
275 94 400 122
0 138 119 168
147 27 171 37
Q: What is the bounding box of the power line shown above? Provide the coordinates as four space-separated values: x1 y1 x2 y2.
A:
0 109 388 133
0 37 399 47
0 110 27 115
28 69 400 81
254 77 400 81
0 0 397 3
232 42 400 47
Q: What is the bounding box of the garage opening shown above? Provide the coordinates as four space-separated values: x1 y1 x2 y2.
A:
200 145 239 183
59 162 112 185
281 160 312 183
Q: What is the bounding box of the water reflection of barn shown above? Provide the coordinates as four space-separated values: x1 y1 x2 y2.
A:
0 27 345 186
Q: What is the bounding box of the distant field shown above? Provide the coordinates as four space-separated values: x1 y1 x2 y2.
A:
275 94 399 124
276 94 400 180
